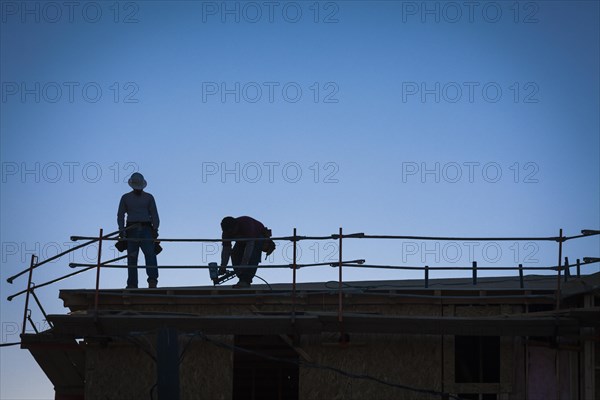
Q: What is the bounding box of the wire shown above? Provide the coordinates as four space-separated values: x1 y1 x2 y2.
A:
120 335 156 362
149 383 157 400
253 274 272 290
127 328 466 399
179 334 195 364
177 330 465 400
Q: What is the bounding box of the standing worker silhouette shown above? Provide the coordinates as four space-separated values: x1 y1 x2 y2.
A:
117 172 160 289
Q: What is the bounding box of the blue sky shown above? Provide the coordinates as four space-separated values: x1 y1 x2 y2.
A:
1 1 599 398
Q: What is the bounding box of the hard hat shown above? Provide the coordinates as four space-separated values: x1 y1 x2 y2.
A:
128 172 147 190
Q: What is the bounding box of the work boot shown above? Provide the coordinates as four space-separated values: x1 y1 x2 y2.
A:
233 280 250 288
148 279 158 289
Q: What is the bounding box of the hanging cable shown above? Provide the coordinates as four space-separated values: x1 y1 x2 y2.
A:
174 330 466 400
252 274 273 290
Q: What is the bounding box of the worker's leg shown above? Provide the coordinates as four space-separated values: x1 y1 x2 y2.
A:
126 228 141 288
139 226 158 287
231 243 244 280
244 240 263 283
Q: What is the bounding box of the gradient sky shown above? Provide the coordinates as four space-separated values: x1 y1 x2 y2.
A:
1 1 599 398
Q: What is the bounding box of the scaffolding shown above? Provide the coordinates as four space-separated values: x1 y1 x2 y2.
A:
5 226 600 339
3 226 599 400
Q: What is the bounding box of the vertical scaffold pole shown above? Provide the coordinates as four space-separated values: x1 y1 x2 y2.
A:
94 228 103 314
292 228 297 325
338 227 345 344
556 228 563 310
21 254 37 336
518 264 524 289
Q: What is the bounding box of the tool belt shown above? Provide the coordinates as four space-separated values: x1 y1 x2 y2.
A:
127 221 153 227
262 227 276 256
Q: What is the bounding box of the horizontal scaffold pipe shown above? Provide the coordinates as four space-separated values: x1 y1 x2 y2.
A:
6 225 141 284
69 230 599 243
6 255 127 301
341 258 600 271
70 235 331 242
66 258 599 272
67 259 366 270
341 264 554 271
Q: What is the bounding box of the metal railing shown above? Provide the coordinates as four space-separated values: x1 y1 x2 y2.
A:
5 227 600 340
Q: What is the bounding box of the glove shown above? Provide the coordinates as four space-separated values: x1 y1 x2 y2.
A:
119 230 126 239
218 267 227 275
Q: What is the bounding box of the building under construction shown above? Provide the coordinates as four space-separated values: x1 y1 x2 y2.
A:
6 228 600 400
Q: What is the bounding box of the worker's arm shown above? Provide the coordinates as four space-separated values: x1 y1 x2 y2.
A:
117 195 126 234
241 241 255 266
149 194 159 231
221 241 232 268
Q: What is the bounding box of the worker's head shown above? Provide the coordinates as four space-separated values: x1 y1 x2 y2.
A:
221 216 237 234
128 172 147 192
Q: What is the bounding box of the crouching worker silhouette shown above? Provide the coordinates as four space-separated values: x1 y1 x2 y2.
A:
117 172 160 289
220 216 270 288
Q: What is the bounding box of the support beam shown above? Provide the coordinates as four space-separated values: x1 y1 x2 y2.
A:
583 294 595 400
46 312 594 337
157 328 180 400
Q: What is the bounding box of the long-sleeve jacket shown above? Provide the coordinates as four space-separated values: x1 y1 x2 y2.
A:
117 191 160 230
221 216 265 266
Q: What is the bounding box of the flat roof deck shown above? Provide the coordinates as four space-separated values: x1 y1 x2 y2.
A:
58 273 599 311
